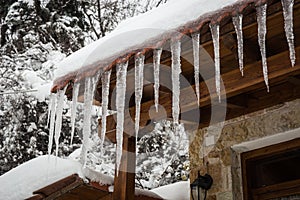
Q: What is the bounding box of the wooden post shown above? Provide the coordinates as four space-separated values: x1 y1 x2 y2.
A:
113 133 136 200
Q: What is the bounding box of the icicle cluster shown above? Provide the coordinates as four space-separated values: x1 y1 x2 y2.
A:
115 62 128 174
99 70 112 154
135 54 145 139
70 83 80 144
281 0 296 67
192 33 200 105
209 23 221 102
170 38 181 125
256 3 269 92
232 14 244 76
47 86 67 156
153 48 162 112
81 74 99 166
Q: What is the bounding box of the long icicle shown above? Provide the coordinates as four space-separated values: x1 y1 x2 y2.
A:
281 0 296 67
135 54 144 140
232 14 244 76
54 86 67 157
256 3 269 92
116 61 128 175
153 48 162 112
48 93 57 155
81 74 99 166
100 69 111 154
47 94 54 127
171 38 181 125
192 33 200 105
70 82 80 144
209 23 221 102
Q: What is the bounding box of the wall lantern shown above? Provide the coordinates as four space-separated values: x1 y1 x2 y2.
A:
190 172 213 200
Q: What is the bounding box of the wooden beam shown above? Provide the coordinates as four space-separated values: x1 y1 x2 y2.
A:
113 134 136 200
287 76 300 86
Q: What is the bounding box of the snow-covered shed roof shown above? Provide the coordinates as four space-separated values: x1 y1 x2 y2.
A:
0 155 113 199
0 155 165 200
51 0 265 92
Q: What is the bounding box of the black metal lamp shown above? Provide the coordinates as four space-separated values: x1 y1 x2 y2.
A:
190 172 213 200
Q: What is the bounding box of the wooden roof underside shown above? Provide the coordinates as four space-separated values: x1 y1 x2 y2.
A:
59 0 299 141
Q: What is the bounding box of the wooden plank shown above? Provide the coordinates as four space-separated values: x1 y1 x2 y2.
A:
112 134 136 200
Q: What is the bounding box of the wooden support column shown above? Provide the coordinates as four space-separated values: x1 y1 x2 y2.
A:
113 134 136 200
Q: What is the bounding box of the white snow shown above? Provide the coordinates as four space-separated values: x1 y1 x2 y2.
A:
0 155 114 200
151 181 190 200
135 188 163 199
22 70 52 101
53 0 241 79
232 126 300 153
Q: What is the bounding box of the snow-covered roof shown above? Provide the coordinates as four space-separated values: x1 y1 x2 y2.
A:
151 181 190 200
52 0 261 92
0 155 190 199
0 155 113 199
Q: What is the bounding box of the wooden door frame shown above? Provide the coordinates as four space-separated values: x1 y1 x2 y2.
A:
241 138 300 200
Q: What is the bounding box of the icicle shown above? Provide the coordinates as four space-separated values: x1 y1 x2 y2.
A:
232 14 244 76
99 69 111 154
47 93 55 127
48 93 57 155
281 0 296 67
192 33 200 105
81 74 99 166
256 4 269 92
115 61 128 174
209 23 221 102
54 86 67 156
171 38 181 125
153 48 162 112
135 54 145 139
70 82 80 144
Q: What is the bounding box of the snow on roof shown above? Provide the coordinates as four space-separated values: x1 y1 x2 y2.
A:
135 188 164 199
53 0 244 85
151 181 190 200
0 155 113 199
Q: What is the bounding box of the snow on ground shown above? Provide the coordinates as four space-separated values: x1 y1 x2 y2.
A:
0 155 113 200
151 181 190 200
54 0 240 79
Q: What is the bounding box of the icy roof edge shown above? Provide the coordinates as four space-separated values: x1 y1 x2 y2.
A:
51 0 265 93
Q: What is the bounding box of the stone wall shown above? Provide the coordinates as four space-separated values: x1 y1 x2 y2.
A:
189 98 300 200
